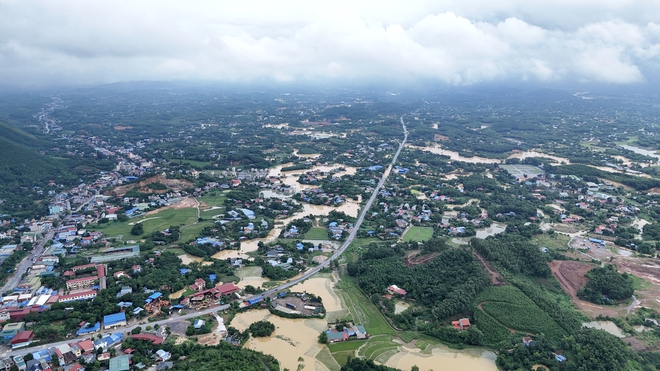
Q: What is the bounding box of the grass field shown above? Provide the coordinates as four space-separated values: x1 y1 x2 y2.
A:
305 227 329 240
328 341 363 366
96 207 218 242
403 226 434 242
531 233 571 251
334 275 394 336
198 192 228 208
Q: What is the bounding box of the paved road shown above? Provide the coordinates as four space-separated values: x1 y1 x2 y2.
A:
0 229 55 295
1 193 99 295
2 119 409 358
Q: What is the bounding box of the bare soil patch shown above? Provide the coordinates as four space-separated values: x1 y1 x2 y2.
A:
106 175 193 197
472 251 506 286
404 250 439 267
549 260 620 317
616 258 660 311
146 197 198 216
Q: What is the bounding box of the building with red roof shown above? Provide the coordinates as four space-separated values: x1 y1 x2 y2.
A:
10 330 34 348
130 334 164 345
451 318 471 330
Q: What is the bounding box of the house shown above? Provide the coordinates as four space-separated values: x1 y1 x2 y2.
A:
13 356 25 371
155 349 171 361
387 285 407 296
94 333 123 351
109 356 130 371
326 329 349 343
555 354 567 362
77 339 95 354
103 312 127 329
190 278 206 291
522 337 534 346
451 318 471 330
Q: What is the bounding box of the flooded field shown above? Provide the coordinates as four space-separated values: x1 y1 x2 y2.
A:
178 254 203 265
289 277 342 312
582 321 626 338
231 310 329 371
475 223 507 239
384 343 497 371
394 302 410 314
620 145 660 163
235 266 270 289
410 145 570 165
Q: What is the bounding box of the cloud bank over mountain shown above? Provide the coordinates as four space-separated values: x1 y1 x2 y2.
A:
1 0 658 86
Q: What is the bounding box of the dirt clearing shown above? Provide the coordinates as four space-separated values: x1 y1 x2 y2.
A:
549 260 620 317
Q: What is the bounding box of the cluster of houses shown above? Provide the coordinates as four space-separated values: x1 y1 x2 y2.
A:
0 329 171 371
325 324 369 343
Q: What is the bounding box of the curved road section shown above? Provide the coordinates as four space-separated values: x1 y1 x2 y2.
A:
2 117 408 358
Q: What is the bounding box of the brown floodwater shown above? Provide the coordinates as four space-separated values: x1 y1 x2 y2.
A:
289 277 342 312
384 343 497 371
231 310 330 371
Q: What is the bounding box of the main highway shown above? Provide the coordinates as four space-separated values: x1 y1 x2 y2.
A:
2 117 408 358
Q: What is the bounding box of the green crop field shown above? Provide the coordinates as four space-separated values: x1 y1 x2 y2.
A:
474 286 566 340
305 227 328 240
403 226 433 242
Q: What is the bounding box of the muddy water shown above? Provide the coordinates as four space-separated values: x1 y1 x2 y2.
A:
394 302 410 314
289 277 343 312
620 145 660 162
292 149 322 159
475 223 507 239
235 266 270 289
410 145 570 165
178 254 203 265
231 310 329 371
582 321 626 337
384 343 497 371
632 218 650 240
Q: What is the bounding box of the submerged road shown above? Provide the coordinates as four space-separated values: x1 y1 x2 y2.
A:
2 117 409 358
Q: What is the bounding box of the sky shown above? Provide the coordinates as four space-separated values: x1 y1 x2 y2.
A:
1 0 659 87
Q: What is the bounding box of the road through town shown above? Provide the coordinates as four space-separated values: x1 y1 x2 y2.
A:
2 118 408 358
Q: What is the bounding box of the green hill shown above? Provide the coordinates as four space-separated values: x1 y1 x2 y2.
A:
0 121 47 148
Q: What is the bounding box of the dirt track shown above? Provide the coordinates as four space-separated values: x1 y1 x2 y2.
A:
549 260 620 317
473 251 506 286
404 251 439 267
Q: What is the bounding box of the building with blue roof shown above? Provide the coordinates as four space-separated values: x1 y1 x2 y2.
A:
179 268 191 275
103 312 127 329
246 296 263 306
76 322 100 336
145 292 162 304
240 209 256 219
209 274 216 283
95 333 124 351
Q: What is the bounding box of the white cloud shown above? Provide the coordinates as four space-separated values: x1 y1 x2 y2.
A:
0 0 658 86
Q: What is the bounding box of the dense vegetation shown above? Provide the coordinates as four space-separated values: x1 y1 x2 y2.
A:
497 328 642 371
470 234 551 278
170 342 280 371
340 358 399 371
578 265 634 304
248 320 275 337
